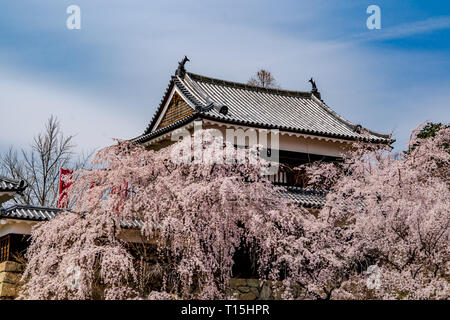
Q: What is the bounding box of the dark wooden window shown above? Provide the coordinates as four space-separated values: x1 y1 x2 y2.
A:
267 151 343 187
268 165 309 187
0 235 11 263
0 234 30 263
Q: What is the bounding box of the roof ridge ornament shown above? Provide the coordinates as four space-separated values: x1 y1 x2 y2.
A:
175 55 190 77
309 77 321 100
354 124 363 134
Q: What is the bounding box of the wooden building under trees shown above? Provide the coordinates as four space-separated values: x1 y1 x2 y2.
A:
0 177 60 297
132 57 392 205
0 57 392 298
0 178 60 261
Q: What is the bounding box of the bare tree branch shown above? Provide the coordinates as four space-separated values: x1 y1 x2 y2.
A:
247 69 280 89
0 116 92 207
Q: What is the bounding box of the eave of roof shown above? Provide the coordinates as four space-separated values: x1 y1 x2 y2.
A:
0 204 143 229
0 176 27 193
0 204 61 221
132 113 199 144
278 186 327 208
198 113 388 143
133 111 392 146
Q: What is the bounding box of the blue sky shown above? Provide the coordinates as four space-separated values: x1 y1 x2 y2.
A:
0 0 449 154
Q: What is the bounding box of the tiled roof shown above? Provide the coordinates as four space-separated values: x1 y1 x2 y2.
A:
0 176 26 192
0 187 325 225
0 204 60 221
120 219 144 229
279 186 327 208
0 204 143 228
0 189 324 229
134 65 393 144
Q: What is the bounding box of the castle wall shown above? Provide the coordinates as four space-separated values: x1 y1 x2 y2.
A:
0 261 23 299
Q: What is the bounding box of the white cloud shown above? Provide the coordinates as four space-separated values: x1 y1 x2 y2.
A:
347 16 450 43
0 65 143 153
1 2 448 154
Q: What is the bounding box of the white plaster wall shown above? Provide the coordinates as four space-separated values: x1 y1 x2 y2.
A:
0 220 34 238
203 121 350 158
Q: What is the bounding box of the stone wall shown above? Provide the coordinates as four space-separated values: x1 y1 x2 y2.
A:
0 261 23 299
0 266 302 300
228 278 303 300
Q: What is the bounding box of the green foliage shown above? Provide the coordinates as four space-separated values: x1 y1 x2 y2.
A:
417 122 448 139
409 122 449 153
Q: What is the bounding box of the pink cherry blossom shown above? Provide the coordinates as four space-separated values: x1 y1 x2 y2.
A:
20 127 449 300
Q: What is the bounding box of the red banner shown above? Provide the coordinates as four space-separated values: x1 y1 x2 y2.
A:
111 182 129 213
58 168 73 208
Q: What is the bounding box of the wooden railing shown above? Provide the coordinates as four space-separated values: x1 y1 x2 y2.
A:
267 169 308 187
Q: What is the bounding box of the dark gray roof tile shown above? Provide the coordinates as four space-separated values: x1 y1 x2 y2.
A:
0 204 60 221
0 204 143 229
135 71 393 144
279 186 327 208
0 176 26 192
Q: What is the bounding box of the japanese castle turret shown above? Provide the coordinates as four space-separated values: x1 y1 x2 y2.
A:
0 58 393 298
131 57 392 207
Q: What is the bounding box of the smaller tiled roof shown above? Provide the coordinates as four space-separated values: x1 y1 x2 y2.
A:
0 204 61 221
0 176 26 192
279 186 327 208
120 219 144 229
0 204 143 229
